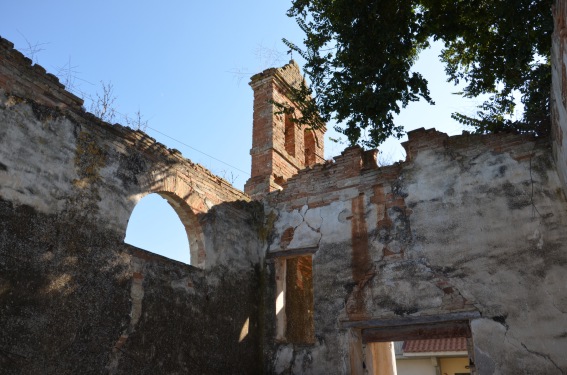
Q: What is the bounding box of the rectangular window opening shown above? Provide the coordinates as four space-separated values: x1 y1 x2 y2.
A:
275 255 315 344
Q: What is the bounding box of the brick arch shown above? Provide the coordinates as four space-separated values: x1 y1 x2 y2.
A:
156 191 206 268
130 158 249 267
134 171 212 268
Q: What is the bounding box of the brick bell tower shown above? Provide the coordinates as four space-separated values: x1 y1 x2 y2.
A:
244 60 326 199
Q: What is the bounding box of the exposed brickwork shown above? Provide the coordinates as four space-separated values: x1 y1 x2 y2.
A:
3 23 567 374
266 146 386 210
0 36 250 268
266 124 567 373
348 193 372 320
115 131 250 214
268 129 543 213
284 255 315 344
0 36 247 207
244 60 326 199
0 37 83 111
0 36 255 274
266 128 547 325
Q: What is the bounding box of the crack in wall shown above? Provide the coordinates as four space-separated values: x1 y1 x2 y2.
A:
279 206 323 250
491 315 564 374
300 207 323 247
416 258 480 313
544 287 567 314
316 209 324 248
521 342 564 374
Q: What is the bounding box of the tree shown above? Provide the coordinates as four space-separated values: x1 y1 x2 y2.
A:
284 0 553 148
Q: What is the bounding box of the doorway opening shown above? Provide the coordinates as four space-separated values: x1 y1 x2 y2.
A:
347 316 477 375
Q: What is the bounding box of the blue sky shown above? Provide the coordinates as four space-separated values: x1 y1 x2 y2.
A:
1 1 489 263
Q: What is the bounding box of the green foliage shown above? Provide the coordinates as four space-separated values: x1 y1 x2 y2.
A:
270 78 326 133
285 0 553 147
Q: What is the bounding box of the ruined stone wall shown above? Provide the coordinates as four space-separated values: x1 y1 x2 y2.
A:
0 37 267 374
552 0 567 193
263 129 567 374
4 9 567 372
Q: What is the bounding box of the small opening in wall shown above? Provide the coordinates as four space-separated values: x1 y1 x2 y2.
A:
284 113 296 157
125 193 191 264
304 129 316 167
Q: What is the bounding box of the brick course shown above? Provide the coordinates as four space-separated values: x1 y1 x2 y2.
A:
245 60 325 199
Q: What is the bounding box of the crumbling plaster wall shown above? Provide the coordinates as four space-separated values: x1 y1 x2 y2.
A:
263 129 567 374
0 37 266 374
552 0 567 193
3 4 567 371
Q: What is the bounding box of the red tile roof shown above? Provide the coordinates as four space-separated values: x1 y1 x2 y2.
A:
403 337 468 353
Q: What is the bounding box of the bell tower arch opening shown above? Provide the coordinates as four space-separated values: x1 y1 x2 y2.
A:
304 129 317 167
244 60 326 199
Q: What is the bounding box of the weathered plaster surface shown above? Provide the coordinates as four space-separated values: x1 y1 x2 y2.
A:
0 96 79 214
264 131 567 374
0 38 265 374
3 10 567 372
552 0 567 193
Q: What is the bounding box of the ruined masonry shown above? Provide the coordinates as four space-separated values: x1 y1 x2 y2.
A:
1 2 567 374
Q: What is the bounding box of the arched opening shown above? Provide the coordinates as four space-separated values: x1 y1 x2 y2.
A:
284 113 296 157
125 193 201 265
304 129 316 167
